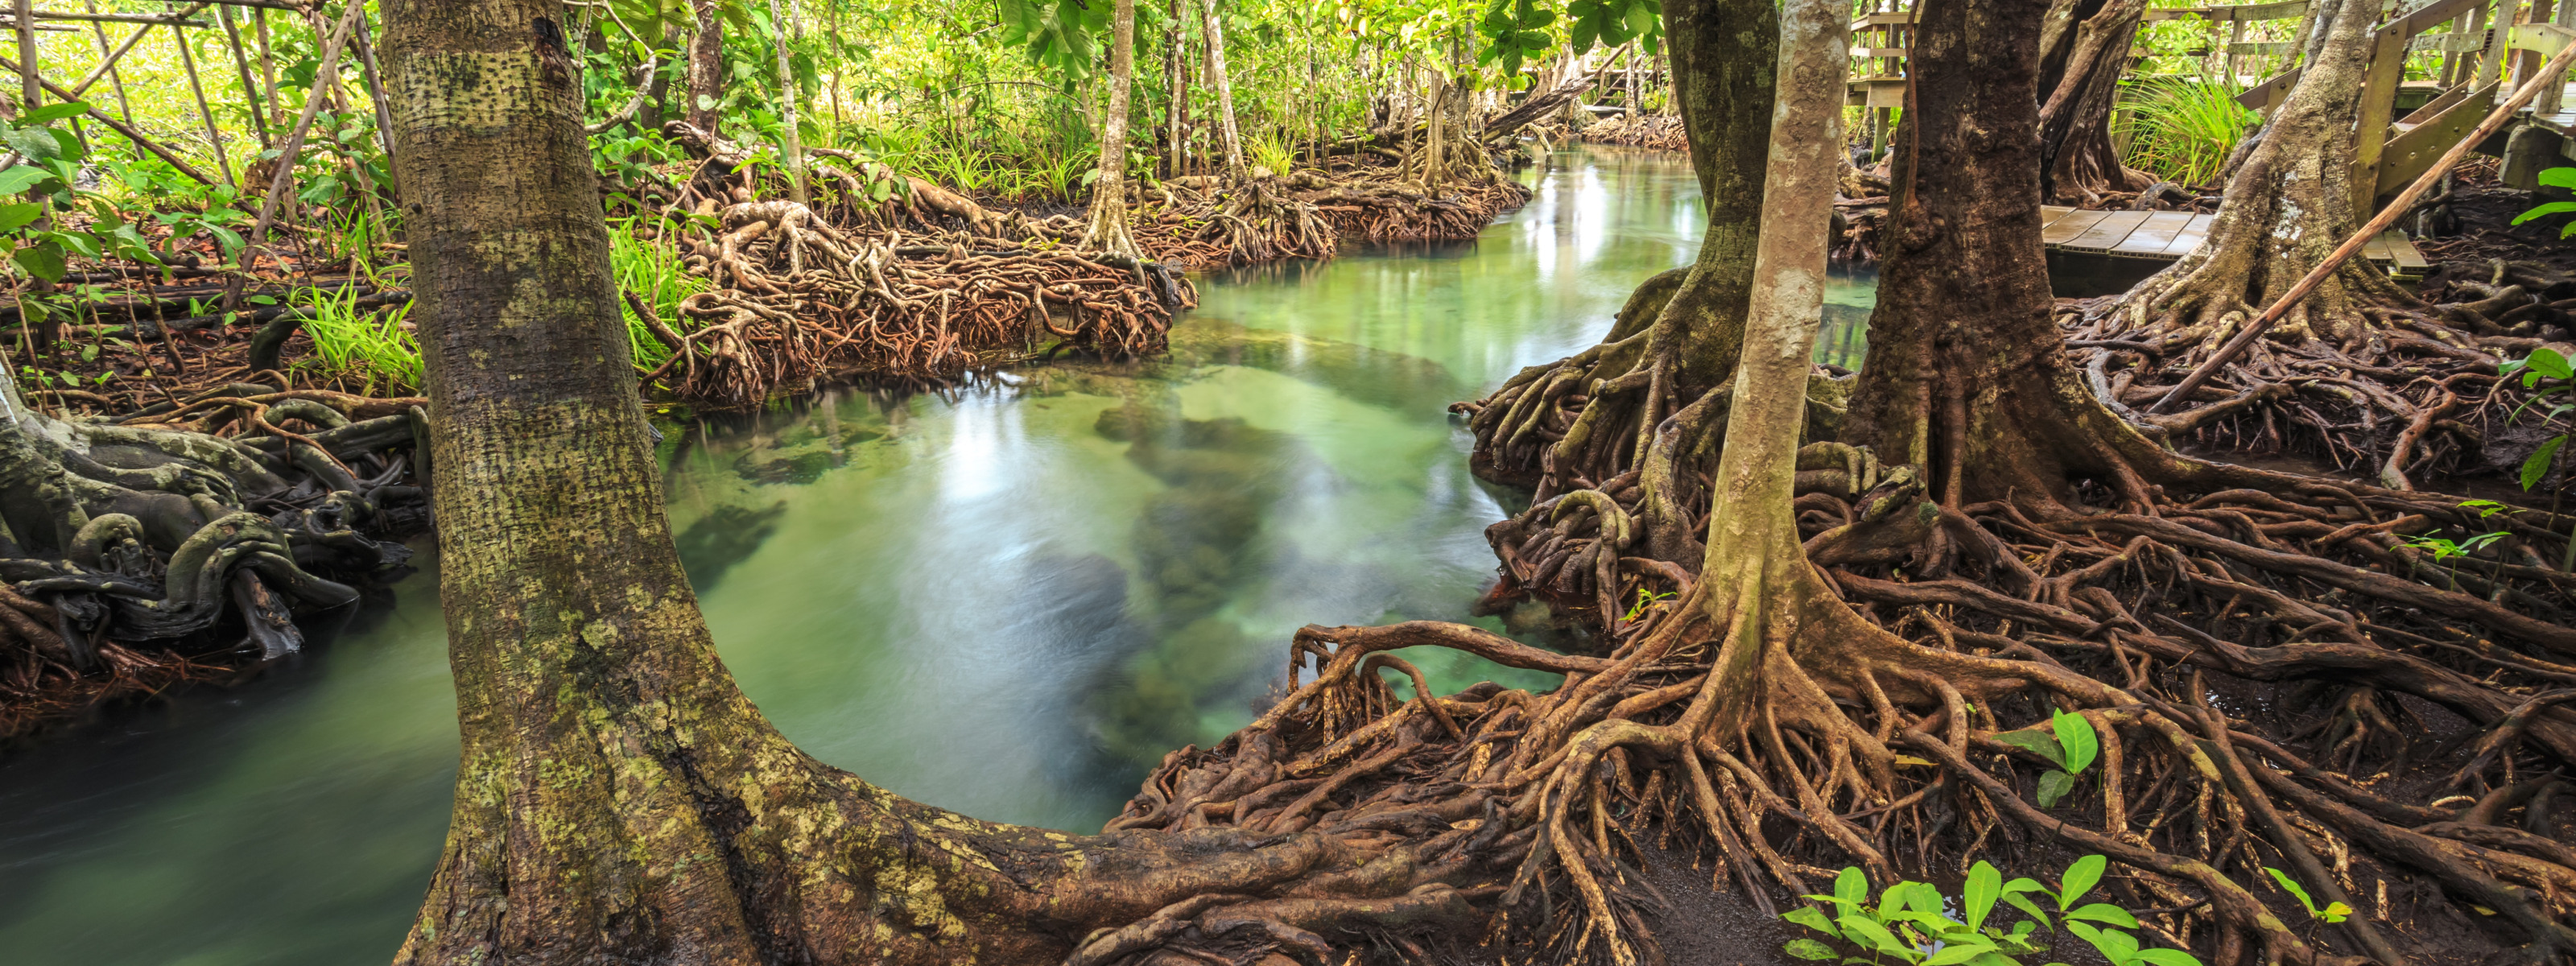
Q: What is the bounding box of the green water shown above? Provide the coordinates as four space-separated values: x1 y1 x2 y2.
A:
0 147 1874 966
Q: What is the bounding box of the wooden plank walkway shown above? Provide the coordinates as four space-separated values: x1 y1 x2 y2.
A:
2037 205 2430 279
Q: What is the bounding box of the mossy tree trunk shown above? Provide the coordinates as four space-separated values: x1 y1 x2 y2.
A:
684 0 721 131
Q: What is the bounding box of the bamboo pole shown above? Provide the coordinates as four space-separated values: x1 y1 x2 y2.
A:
227 0 360 309
172 19 235 186
217 5 270 150
2148 37 2576 416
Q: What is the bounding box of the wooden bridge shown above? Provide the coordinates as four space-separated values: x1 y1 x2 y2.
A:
2039 205 2430 295
1850 0 2576 293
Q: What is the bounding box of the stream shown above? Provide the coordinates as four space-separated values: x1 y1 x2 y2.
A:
0 146 1875 966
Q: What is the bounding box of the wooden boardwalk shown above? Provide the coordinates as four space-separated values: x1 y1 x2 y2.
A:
2039 205 2430 281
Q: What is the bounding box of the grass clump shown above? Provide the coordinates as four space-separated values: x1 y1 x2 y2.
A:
2117 76 2256 188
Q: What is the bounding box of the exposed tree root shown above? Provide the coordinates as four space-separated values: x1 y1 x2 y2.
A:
0 378 422 739
630 125 1196 408
1579 114 1688 152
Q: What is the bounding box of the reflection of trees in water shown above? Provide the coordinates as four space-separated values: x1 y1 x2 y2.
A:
1086 395 1305 767
673 502 788 593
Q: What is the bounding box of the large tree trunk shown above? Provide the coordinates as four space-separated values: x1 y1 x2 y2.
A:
2033 0 2156 204
1457 0 1777 566
1842 0 2151 508
1082 0 1144 258
684 0 722 131
2112 0 2403 346
384 2 1503 962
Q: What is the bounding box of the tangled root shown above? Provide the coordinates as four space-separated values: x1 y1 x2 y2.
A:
1086 365 2576 965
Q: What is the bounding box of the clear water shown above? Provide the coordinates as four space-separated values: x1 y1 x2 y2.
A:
0 147 1875 966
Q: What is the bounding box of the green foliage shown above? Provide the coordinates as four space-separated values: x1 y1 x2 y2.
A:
1622 586 1673 621
1476 0 1558 80
2118 76 2256 188
293 285 422 394
1780 859 2195 966
1991 708 2099 807
1566 0 1662 56
999 0 1110 80
2514 169 2576 237
610 216 708 369
2262 868 2351 923
2500 347 2573 494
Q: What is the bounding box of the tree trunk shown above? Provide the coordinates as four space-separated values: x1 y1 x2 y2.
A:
1198 0 1244 181
1459 0 1778 564
768 0 806 204
1842 0 2148 506
2111 0 2412 348
2033 0 2155 204
1163 0 1187 180
685 0 722 131
1081 0 1142 258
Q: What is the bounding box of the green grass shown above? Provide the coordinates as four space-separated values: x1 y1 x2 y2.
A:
2118 76 2257 188
294 284 422 394
611 217 705 368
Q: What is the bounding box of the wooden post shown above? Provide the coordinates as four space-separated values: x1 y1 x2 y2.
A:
172 19 235 186
2351 24 2406 213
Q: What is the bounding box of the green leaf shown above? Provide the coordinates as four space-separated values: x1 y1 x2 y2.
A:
2529 348 2574 381
2512 200 2576 225
0 165 50 196
1965 861 2002 932
1785 939 1840 961
13 242 64 283
2133 950 2203 966
1835 866 1871 908
2052 709 2099 774
3 126 60 163
2037 770 2075 807
2065 903 2139 928
2262 867 2318 915
1926 941 1999 965
1785 906 1843 938
2004 894 2054 932
2059 856 2106 910
1992 729 2068 769
2065 921 2139 966
0 201 42 233
2319 902 2351 923
2524 437 2566 490
2540 167 2576 189
1839 914 1916 961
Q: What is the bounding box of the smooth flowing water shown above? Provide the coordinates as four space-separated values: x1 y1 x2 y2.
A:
0 147 1873 966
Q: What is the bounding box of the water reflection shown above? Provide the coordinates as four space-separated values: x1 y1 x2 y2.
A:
0 146 1876 966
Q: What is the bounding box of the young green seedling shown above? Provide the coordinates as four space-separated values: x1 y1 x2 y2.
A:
2264 868 2352 923
1992 708 2099 807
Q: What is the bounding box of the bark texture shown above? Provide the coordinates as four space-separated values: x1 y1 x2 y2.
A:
2034 0 2157 204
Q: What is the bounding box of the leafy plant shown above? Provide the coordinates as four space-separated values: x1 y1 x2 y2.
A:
1622 587 1673 621
2500 346 2571 492
1990 708 2099 807
2262 868 2351 923
2512 168 2576 237
2117 76 2257 188
1780 858 2198 966
293 285 422 394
